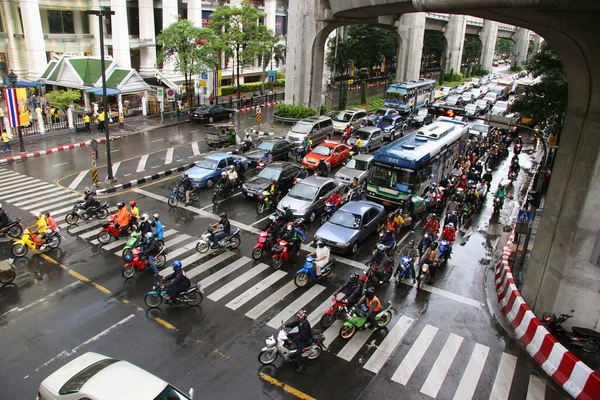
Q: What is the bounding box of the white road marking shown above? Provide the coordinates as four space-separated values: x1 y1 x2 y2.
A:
201 191 243 209
53 162 69 167
452 343 490 400
17 192 77 208
136 155 149 172
26 198 76 213
323 320 345 349
165 147 174 165
4 186 64 203
80 228 102 239
392 324 439 386
110 149 119 153
420 333 464 398
251 213 274 227
245 280 296 320
209 262 271 301
402 281 484 309
489 353 518 400
0 281 83 318
186 251 236 280
0 182 52 198
151 139 162 143
526 375 546 400
163 241 198 264
69 171 89 190
0 175 35 188
337 329 374 362
226 269 287 310
364 315 414 373
108 162 121 179
306 297 333 328
49 204 78 217
190 129 200 134
192 141 200 156
267 284 325 328
199 257 250 289
0 170 19 178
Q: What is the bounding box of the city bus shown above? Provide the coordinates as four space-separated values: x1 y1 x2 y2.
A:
384 79 436 113
366 117 469 207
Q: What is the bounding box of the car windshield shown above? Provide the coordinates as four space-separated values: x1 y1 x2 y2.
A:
476 101 486 107
375 109 388 116
379 117 394 126
291 122 313 134
447 96 459 102
197 158 218 170
354 130 371 140
154 384 189 400
312 146 332 156
334 112 352 122
59 359 119 395
329 211 360 229
370 165 417 192
345 158 369 171
495 102 508 109
472 124 488 132
465 104 477 111
257 167 281 181
257 141 276 151
288 183 318 201
417 109 427 116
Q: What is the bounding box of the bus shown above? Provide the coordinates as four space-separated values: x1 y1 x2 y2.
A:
366 117 469 207
384 79 436 113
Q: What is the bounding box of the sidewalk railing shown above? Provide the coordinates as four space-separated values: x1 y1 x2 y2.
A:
217 92 284 110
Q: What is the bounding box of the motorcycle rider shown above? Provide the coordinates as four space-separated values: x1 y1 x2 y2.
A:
81 187 100 218
439 222 457 256
220 171 234 197
242 132 253 152
509 157 520 177
307 240 330 276
281 222 306 256
234 159 246 182
112 202 131 236
139 214 151 236
419 241 440 284
378 228 396 253
0 203 9 229
263 215 281 250
281 309 312 372
209 212 231 249
366 243 392 284
227 165 238 188
325 190 343 209
141 232 160 276
161 260 191 301
153 214 164 241
495 183 508 208
355 287 382 329
281 205 295 226
396 239 418 283
297 166 309 180
482 169 493 190
342 123 352 143
129 200 139 222
334 273 363 308
317 158 328 177
43 211 58 233
261 151 273 165
423 214 440 240
28 212 48 250
180 172 194 206
301 137 311 156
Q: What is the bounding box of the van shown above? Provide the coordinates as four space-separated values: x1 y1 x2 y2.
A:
286 116 334 145
331 109 367 133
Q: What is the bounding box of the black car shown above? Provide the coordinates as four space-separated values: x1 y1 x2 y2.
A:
242 162 302 198
408 108 434 126
244 139 296 166
189 105 235 123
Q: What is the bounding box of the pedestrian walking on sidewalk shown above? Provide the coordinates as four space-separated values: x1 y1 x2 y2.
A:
209 94 215 105
0 107 4 132
1 130 11 153
83 113 91 133
97 109 105 132
118 113 125 132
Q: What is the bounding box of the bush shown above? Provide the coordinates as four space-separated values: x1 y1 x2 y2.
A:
320 104 329 115
438 69 445 85
219 79 285 96
480 68 490 76
276 71 285 80
220 86 236 96
275 103 317 119
510 64 524 72
388 76 394 85
452 73 463 82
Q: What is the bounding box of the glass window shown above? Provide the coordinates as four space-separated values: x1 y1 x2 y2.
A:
258 167 281 181
154 384 189 400
334 112 352 123
329 211 360 229
217 159 227 169
345 158 369 171
59 359 119 395
127 7 139 36
288 183 318 201
48 10 75 34
197 159 218 170
257 141 276 151
291 122 313 134
311 146 332 156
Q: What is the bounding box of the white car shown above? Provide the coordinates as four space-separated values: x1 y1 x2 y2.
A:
491 101 509 116
37 352 194 400
461 92 474 104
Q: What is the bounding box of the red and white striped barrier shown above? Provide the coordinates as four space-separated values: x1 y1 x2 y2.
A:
235 100 284 114
0 137 111 165
495 233 600 399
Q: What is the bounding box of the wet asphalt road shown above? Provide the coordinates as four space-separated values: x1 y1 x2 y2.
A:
0 115 568 400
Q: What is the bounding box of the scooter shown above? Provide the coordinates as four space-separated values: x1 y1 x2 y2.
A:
258 328 325 365
319 201 336 225
97 216 127 244
508 169 518 181
256 191 279 215
212 183 231 205
294 145 305 162
196 227 242 253
294 255 335 288
0 218 22 239
64 200 109 225
168 186 199 208
417 232 434 255
416 262 436 290
493 196 503 215
438 239 451 267
252 230 274 260
339 301 393 340
144 282 204 308
347 185 364 202
395 256 413 285
320 293 349 328
444 211 459 230
121 231 141 258
122 247 167 279
11 228 62 258
514 143 522 155
256 160 267 171
363 261 394 286
271 240 295 270
541 313 600 353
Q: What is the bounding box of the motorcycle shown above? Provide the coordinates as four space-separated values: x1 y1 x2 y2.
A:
444 211 459 229
339 301 393 340
514 143 522 155
122 247 167 279
271 239 295 270
252 230 274 260
196 227 242 253
395 256 413 285
212 183 231 205
168 186 199 208
122 234 165 259
258 328 325 365
294 255 335 288
438 239 451 267
320 293 349 328
416 262 434 290
256 160 268 171
256 191 279 215
294 145 305 162
319 201 336 225
417 232 434 255
97 216 127 244
541 313 600 353
0 258 17 285
144 282 204 308
493 196 503 215
363 260 394 286
508 169 518 181
0 218 23 239
347 185 364 202
11 228 62 258
239 139 254 154
64 200 109 225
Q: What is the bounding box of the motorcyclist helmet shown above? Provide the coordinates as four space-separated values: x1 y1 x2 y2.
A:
283 205 290 211
376 243 386 251
498 183 505 189
296 309 307 320
461 175 467 180
287 224 293 232
153 213 160 220
233 159 239 164
183 172 189 177
448 223 454 230
34 212 42 218
172 260 182 271
408 239 415 246
365 286 376 299
84 187 91 195
221 171 228 178
431 183 436 187
219 212 227 219
349 272 359 283
430 241 439 250
385 229 393 235
266 151 271 155
129 200 136 207
117 202 125 209
269 215 276 221
316 240 324 248
140 213 149 222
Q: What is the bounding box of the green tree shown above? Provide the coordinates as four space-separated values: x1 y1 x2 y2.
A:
423 31 445 66
339 81 348 110
360 81 367 104
326 35 352 75
247 24 280 95
495 38 514 59
438 68 445 85
210 0 264 98
462 35 482 64
45 90 81 110
156 19 219 106
510 42 567 132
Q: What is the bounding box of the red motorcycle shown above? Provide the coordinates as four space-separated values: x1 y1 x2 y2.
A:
252 230 274 260
122 247 167 279
256 160 267 171
97 216 126 244
320 294 349 328
363 261 394 286
271 239 294 270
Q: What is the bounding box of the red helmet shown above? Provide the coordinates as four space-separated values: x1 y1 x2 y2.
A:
461 175 467 180
129 200 136 207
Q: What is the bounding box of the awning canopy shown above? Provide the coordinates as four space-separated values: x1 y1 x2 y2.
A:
85 87 120 96
2 76 45 88
39 55 150 95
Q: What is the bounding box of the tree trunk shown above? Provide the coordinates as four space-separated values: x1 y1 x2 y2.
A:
236 45 241 98
261 54 267 96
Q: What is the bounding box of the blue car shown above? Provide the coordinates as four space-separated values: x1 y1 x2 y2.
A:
186 153 248 188
314 200 386 255
377 114 407 142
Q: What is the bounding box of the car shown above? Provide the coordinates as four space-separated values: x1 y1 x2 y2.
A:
470 88 483 100
186 152 248 188
483 92 498 105
332 108 367 133
475 99 490 114
491 100 509 116
479 76 491 86
408 107 434 127
301 141 351 170
464 103 481 118
366 107 398 125
492 61 500 67
37 352 194 400
470 77 481 88
286 116 334 145
314 200 386 254
433 89 445 100
242 162 301 198
277 176 344 223
461 92 474 104
243 138 296 166
189 105 235 122
377 114 407 141
346 127 384 153
479 85 490 95
445 95 463 107
334 153 373 186
454 85 467 94
440 86 454 98
469 123 491 138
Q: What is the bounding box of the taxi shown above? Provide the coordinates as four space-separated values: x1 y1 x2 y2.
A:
301 141 351 170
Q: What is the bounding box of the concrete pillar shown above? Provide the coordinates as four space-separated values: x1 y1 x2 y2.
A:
117 94 123 115
479 20 498 72
83 91 90 110
265 0 276 32
396 13 426 82
138 0 157 77
20 0 47 79
162 0 178 75
532 34 542 55
73 11 83 35
187 0 202 28
443 15 467 74
513 27 530 66
142 93 148 116
110 0 131 69
1 1 26 76
89 0 101 57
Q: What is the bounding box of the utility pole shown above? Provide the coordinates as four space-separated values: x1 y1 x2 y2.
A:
86 9 115 180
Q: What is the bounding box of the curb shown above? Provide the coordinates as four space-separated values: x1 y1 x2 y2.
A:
494 183 600 399
95 162 196 195
0 137 112 165
234 100 284 114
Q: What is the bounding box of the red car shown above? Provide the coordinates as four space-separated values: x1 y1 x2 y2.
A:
302 141 351 170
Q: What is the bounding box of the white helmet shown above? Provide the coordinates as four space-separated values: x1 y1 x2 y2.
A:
448 223 454 230
221 171 227 178
153 213 159 220
34 212 42 218
140 213 149 222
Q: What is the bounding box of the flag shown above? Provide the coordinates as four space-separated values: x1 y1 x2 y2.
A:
3 88 28 127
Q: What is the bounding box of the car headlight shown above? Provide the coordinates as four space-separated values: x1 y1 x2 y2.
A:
242 183 247 190
336 241 348 247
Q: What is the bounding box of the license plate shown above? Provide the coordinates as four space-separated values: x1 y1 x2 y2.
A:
383 200 391 206
247 193 253 197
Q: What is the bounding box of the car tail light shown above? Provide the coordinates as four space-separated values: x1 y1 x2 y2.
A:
37 392 42 400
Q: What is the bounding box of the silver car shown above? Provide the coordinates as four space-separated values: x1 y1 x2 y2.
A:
335 154 374 185
346 127 383 153
277 176 344 223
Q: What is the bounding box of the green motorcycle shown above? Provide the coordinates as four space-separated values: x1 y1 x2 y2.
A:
339 301 393 340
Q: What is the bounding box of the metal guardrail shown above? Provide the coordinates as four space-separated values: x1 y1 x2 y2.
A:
272 115 301 124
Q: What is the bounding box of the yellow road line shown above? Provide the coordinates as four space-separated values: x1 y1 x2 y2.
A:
91 282 111 294
68 269 90 282
154 317 177 330
258 372 316 400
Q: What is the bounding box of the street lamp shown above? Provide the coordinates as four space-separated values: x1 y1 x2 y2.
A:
7 70 25 152
86 9 115 181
